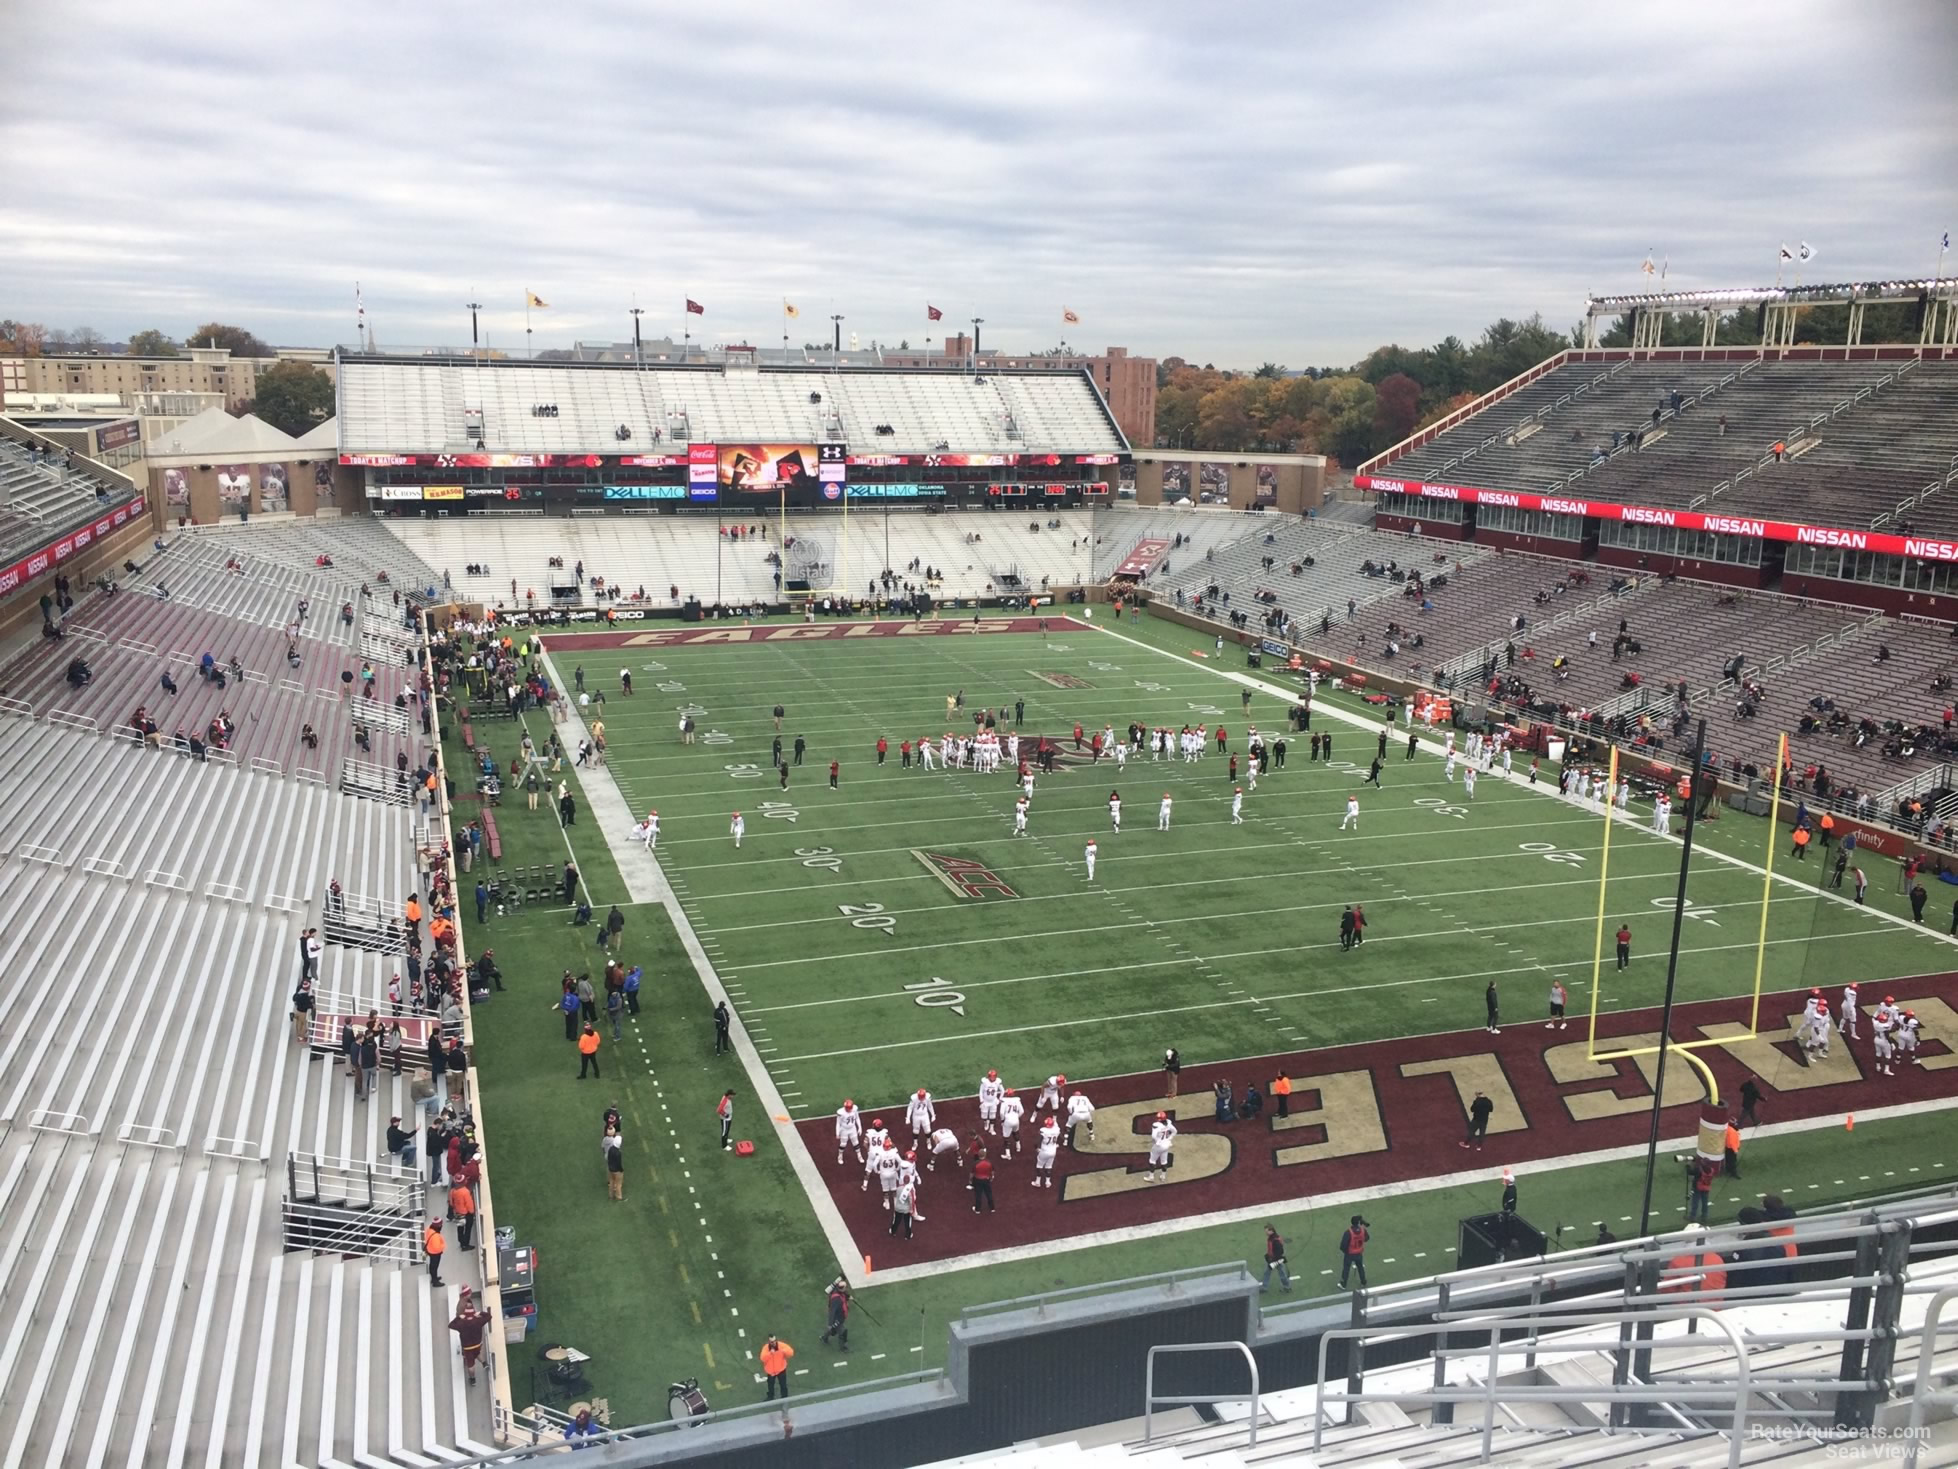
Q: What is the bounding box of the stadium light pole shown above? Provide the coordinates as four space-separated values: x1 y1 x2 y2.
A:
466 302 481 352
831 314 844 355
1637 717 1710 1239
971 317 984 366
629 306 644 367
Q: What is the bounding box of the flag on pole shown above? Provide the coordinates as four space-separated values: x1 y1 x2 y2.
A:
1778 244 1794 263
526 291 549 309
1798 242 1815 264
685 299 705 315
1640 253 1656 277
783 302 800 318
926 304 943 322
1062 308 1081 325
1660 258 1668 280
1944 231 1951 251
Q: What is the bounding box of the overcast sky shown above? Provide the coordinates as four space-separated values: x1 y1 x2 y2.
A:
3 0 1954 367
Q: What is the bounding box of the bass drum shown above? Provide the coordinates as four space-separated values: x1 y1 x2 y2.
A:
668 1378 710 1424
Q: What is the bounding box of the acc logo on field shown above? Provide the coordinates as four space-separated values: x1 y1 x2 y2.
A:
914 850 1018 900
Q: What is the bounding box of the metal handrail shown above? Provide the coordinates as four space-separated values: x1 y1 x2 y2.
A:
1314 1306 1751 1468
1144 1340 1260 1449
1904 1285 1958 1468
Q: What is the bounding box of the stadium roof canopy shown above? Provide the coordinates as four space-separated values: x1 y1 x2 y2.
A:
1582 275 1958 349
334 353 1129 458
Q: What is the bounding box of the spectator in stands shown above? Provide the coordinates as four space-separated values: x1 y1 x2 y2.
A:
65 656 92 688
386 1116 416 1169
291 980 314 1045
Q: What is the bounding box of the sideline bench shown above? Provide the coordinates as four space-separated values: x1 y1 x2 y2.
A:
478 808 502 862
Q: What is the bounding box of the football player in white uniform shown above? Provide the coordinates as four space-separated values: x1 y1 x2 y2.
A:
1036 1074 1066 1113
1033 1125 1060 1187
998 1088 1026 1155
1231 787 1244 825
1084 839 1098 880
835 1099 864 1165
977 1070 1004 1134
897 1148 922 1194
1065 1090 1096 1149
927 1127 961 1170
729 811 745 848
861 1117 890 1189
1899 1009 1922 1064
1838 982 1860 1039
1873 1006 1897 1076
1013 797 1029 836
873 1139 901 1208
905 1087 936 1143
1145 1111 1177 1182
1108 791 1122 832
1158 793 1173 830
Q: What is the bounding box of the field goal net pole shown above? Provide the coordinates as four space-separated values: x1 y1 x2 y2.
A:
1748 732 1790 1037
1636 718 1710 1238
1584 742 1721 1098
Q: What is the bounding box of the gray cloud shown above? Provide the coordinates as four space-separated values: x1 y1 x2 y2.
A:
1 0 1952 366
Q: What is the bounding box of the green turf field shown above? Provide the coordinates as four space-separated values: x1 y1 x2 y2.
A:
452 609 1958 1422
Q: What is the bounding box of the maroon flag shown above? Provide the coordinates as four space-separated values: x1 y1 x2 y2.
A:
686 299 705 315
926 304 943 322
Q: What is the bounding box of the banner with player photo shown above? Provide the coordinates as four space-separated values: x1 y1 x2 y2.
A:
258 463 289 514
1161 463 1190 499
162 468 190 505
1199 461 1230 503
216 464 252 504
1255 464 1279 506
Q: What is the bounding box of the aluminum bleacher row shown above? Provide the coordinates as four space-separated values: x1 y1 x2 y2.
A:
379 509 1112 605
1156 521 1494 645
1376 357 1958 535
0 697 493 1463
0 431 137 561
186 515 447 600
1571 360 1958 522
0 549 425 793
1685 617 1958 801
336 357 1127 458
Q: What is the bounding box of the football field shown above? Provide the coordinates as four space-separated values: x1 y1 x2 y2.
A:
581 615 1941 1108
459 610 1958 1416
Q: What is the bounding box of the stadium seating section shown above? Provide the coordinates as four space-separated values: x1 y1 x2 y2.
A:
337 358 1127 457
1381 357 1958 528
0 517 492 1466
0 432 139 562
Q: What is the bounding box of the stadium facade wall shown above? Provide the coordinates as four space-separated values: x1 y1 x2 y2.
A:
1375 511 1471 541
148 457 355 525
1783 569 1958 622
1593 541 1771 590
1131 453 1326 511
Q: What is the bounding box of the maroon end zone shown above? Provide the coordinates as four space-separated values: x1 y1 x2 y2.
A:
536 616 1079 650
795 979 1958 1265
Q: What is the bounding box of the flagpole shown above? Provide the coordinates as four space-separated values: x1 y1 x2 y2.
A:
684 294 691 349
525 297 532 360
